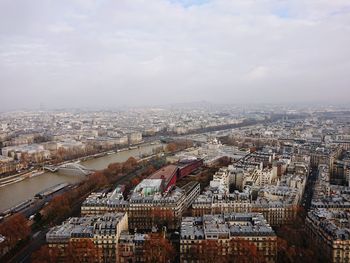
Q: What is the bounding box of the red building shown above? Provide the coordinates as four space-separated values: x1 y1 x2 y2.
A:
177 158 203 179
148 165 179 192
147 158 203 192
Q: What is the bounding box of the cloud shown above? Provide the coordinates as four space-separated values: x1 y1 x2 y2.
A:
47 24 75 34
246 66 270 80
0 0 350 110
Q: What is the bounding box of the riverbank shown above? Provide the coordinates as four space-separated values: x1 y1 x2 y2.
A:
75 141 161 163
0 141 162 188
0 170 45 188
0 142 164 212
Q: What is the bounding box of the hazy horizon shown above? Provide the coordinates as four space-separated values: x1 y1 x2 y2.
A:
1 0 350 110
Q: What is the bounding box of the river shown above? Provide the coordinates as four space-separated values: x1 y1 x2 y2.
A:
0 143 163 212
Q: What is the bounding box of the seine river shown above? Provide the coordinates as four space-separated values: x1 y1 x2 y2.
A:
0 143 163 212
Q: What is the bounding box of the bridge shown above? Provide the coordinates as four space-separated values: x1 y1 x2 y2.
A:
44 163 95 176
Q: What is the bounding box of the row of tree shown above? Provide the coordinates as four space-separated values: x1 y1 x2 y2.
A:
275 207 316 263
0 214 30 257
32 239 98 263
40 157 140 225
37 154 168 228
184 238 267 263
165 140 193 153
32 233 175 263
2 145 171 260
219 135 279 150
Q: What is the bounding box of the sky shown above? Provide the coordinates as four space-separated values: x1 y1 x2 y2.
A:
1 0 350 110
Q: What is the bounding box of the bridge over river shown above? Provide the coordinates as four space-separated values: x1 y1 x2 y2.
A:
0 142 163 212
44 163 95 176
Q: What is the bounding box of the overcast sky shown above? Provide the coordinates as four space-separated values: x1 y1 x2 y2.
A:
1 0 350 110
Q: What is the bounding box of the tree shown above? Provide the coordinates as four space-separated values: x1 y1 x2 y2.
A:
0 214 30 250
33 212 42 224
57 147 66 161
66 239 99 263
89 171 108 188
274 205 316 263
229 238 265 263
277 236 315 263
216 156 232 167
107 162 123 175
20 152 30 165
31 245 59 263
165 143 177 153
141 165 157 178
198 239 224 263
151 208 174 229
131 177 141 187
122 157 138 173
43 195 71 222
143 233 175 263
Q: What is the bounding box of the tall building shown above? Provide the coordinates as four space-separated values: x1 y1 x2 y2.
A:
81 182 200 231
180 213 277 263
128 181 200 230
118 231 148 263
46 213 128 263
306 209 350 263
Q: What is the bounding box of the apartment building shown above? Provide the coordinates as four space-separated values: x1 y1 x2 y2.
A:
82 182 200 231
118 232 148 263
180 213 277 263
46 213 128 263
306 209 350 263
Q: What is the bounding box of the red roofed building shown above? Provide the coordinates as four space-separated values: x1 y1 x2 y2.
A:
148 164 179 192
177 158 203 179
147 159 203 192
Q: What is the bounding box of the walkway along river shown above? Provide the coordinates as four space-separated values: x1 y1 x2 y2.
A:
0 143 163 212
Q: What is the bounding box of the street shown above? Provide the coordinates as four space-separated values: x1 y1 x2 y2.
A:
301 167 318 211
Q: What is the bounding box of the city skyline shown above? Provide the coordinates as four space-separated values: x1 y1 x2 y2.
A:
1 0 350 110
2 106 350 262
2 1 350 262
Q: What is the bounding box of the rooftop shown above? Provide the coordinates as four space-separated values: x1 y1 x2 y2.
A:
46 213 126 242
181 213 275 240
148 165 178 184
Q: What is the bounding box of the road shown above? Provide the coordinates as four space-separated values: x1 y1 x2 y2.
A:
301 167 318 211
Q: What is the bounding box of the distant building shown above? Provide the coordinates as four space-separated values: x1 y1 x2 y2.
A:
128 132 143 144
0 156 18 175
1 144 51 163
191 165 301 226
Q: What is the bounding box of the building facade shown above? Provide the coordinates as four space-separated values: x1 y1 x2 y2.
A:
46 213 128 263
180 213 277 263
